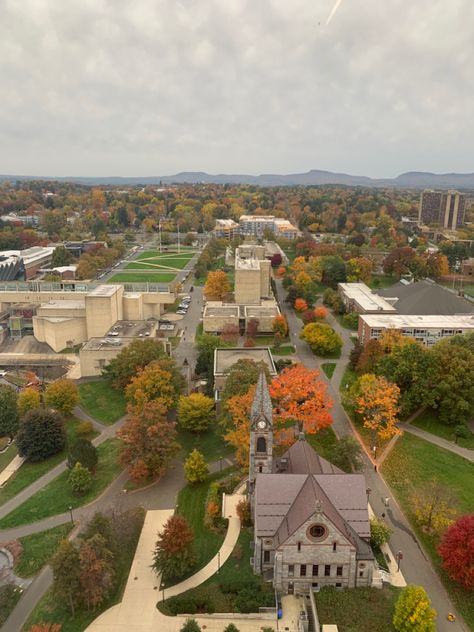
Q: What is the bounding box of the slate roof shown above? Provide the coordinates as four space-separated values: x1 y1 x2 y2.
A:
274 434 343 474
377 280 474 315
250 372 273 427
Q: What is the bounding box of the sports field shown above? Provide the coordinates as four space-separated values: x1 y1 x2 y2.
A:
107 247 197 285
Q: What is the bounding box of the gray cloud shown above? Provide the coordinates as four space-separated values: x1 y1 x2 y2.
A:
0 0 473 177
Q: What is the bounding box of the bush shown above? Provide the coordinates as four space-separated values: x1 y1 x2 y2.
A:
219 576 259 594
236 498 252 526
68 462 93 495
76 420 93 436
370 518 393 549
235 586 273 613
16 409 66 462
342 312 359 330
166 596 215 615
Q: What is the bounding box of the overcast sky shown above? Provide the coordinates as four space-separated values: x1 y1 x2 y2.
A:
1 0 473 178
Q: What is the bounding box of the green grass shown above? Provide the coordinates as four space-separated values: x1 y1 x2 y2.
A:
411 409 474 449
15 523 74 577
0 585 22 628
128 255 194 270
369 275 397 289
381 433 474 627
315 586 400 632
270 344 295 355
305 426 339 463
176 424 232 462
0 418 96 508
78 380 127 425
23 508 145 632
108 272 176 283
339 364 357 392
0 439 123 528
0 443 18 473
321 362 336 379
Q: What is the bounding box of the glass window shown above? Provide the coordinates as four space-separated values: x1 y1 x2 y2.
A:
336 566 343 576
309 525 326 539
312 564 319 577
263 550 270 563
324 565 331 577
288 564 294 577
300 565 307 577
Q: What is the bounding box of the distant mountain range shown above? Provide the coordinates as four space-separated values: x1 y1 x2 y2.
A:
2 169 474 189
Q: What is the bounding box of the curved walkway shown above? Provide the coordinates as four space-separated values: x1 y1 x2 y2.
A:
399 422 474 462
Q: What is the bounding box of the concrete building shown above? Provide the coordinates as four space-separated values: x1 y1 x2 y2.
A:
239 215 298 239
419 190 465 229
212 219 240 240
249 374 374 595
213 347 277 401
0 247 56 280
203 301 280 335
234 244 271 304
337 283 396 314
358 313 474 346
63 240 108 257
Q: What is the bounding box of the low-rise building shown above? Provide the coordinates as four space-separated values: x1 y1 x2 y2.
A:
213 347 277 401
358 313 474 346
337 283 396 314
0 247 56 280
239 215 298 239
212 219 240 240
203 301 280 335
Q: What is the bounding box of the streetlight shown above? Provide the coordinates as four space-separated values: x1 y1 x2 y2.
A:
219 456 223 473
68 505 74 524
366 487 371 503
217 551 221 574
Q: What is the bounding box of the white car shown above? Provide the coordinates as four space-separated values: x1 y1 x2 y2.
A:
176 309 187 315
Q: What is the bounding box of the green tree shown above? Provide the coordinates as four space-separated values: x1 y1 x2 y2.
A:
69 462 93 495
180 620 201 632
17 388 41 417
223 624 240 632
80 513 114 552
51 539 81 615
0 384 19 437
16 409 66 462
432 339 474 425
195 334 231 391
68 438 98 473
370 518 393 548
221 360 270 404
393 585 436 631
330 436 363 472
51 246 74 267
102 339 167 389
321 255 347 287
152 514 196 581
184 449 209 484
300 322 343 356
44 379 79 415
178 393 214 433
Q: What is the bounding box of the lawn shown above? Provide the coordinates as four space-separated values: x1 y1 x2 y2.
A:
0 443 18 473
128 255 194 270
381 433 474 627
305 426 339 464
368 275 397 290
0 585 22 628
270 344 295 356
411 408 474 449
108 272 176 283
23 508 145 632
176 423 232 462
78 380 127 425
0 417 97 508
15 523 74 577
321 362 336 379
0 439 123 528
315 585 400 632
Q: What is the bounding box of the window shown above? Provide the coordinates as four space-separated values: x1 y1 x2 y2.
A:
336 582 342 588
297 542 301 552
256 437 267 453
324 565 331 577
308 524 326 540
263 550 270 563
312 565 319 577
312 582 319 588
359 571 364 578
300 565 307 577
333 542 337 552
258 465 263 473
336 566 343 576
288 564 294 577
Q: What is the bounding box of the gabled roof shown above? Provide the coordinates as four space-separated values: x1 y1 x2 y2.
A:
250 372 273 427
275 435 343 474
377 280 474 315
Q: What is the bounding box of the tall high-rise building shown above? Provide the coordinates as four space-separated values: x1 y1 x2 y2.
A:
419 190 465 229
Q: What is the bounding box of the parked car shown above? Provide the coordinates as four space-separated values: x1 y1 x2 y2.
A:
176 309 187 315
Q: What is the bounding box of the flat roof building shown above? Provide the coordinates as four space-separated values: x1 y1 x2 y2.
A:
338 283 397 314
213 346 277 400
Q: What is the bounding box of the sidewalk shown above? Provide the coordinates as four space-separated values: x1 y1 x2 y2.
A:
399 423 474 462
0 454 25 487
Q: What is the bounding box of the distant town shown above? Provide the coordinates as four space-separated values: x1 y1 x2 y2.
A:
0 179 472 632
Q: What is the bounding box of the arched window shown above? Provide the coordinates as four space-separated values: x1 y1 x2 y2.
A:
256 437 267 453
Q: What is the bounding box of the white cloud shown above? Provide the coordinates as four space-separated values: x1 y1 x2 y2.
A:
0 0 472 176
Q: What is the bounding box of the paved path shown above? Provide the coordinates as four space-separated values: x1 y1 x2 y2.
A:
399 422 474 462
0 454 25 487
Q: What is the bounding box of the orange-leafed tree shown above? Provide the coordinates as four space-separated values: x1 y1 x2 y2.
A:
294 298 308 312
224 387 256 467
125 362 177 409
276 266 286 278
379 329 416 353
353 374 400 442
28 625 62 632
203 270 231 300
314 306 328 320
272 314 288 338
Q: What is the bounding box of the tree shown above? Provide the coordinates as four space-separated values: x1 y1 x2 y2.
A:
302 309 316 325
221 323 239 344
79 534 115 610
270 253 282 268
28 625 62 632
300 322 343 356
438 514 474 589
221 360 270 405
126 362 179 410
16 409 66 462
383 246 416 278
51 539 81 615
243 337 256 347
102 339 168 389
411 479 457 534
195 334 231 390
246 318 259 337
152 514 196 581
356 339 384 374
454 425 468 444
321 255 346 287
0 384 19 437
184 449 209 484
68 438 98 473
69 462 93 495
352 374 400 442
117 400 179 482
203 270 231 300
349 339 364 370
80 513 114 552
18 388 41 417
393 585 436 632
51 245 73 267
314 306 328 319
272 314 288 338
294 298 308 312
346 257 373 283
44 379 79 415
236 498 251 527
370 518 393 549
178 393 214 433
224 625 240 632
180 620 201 632
330 436 363 472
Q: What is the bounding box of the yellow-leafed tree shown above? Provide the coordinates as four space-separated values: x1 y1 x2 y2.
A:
203 270 231 300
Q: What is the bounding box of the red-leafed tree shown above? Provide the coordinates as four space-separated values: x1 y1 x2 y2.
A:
79 534 114 611
221 323 239 344
438 514 474 589
152 515 196 580
246 318 259 337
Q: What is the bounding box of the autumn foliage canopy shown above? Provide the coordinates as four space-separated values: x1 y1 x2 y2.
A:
438 514 474 589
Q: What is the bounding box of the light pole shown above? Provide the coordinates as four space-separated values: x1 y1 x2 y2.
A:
366 487 371 503
68 505 74 525
217 550 220 574
219 456 223 473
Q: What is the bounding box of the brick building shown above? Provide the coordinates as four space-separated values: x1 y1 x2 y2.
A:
419 190 465 229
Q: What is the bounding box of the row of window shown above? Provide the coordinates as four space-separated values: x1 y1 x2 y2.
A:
288 564 343 578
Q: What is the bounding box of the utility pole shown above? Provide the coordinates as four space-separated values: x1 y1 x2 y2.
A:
177 221 180 254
